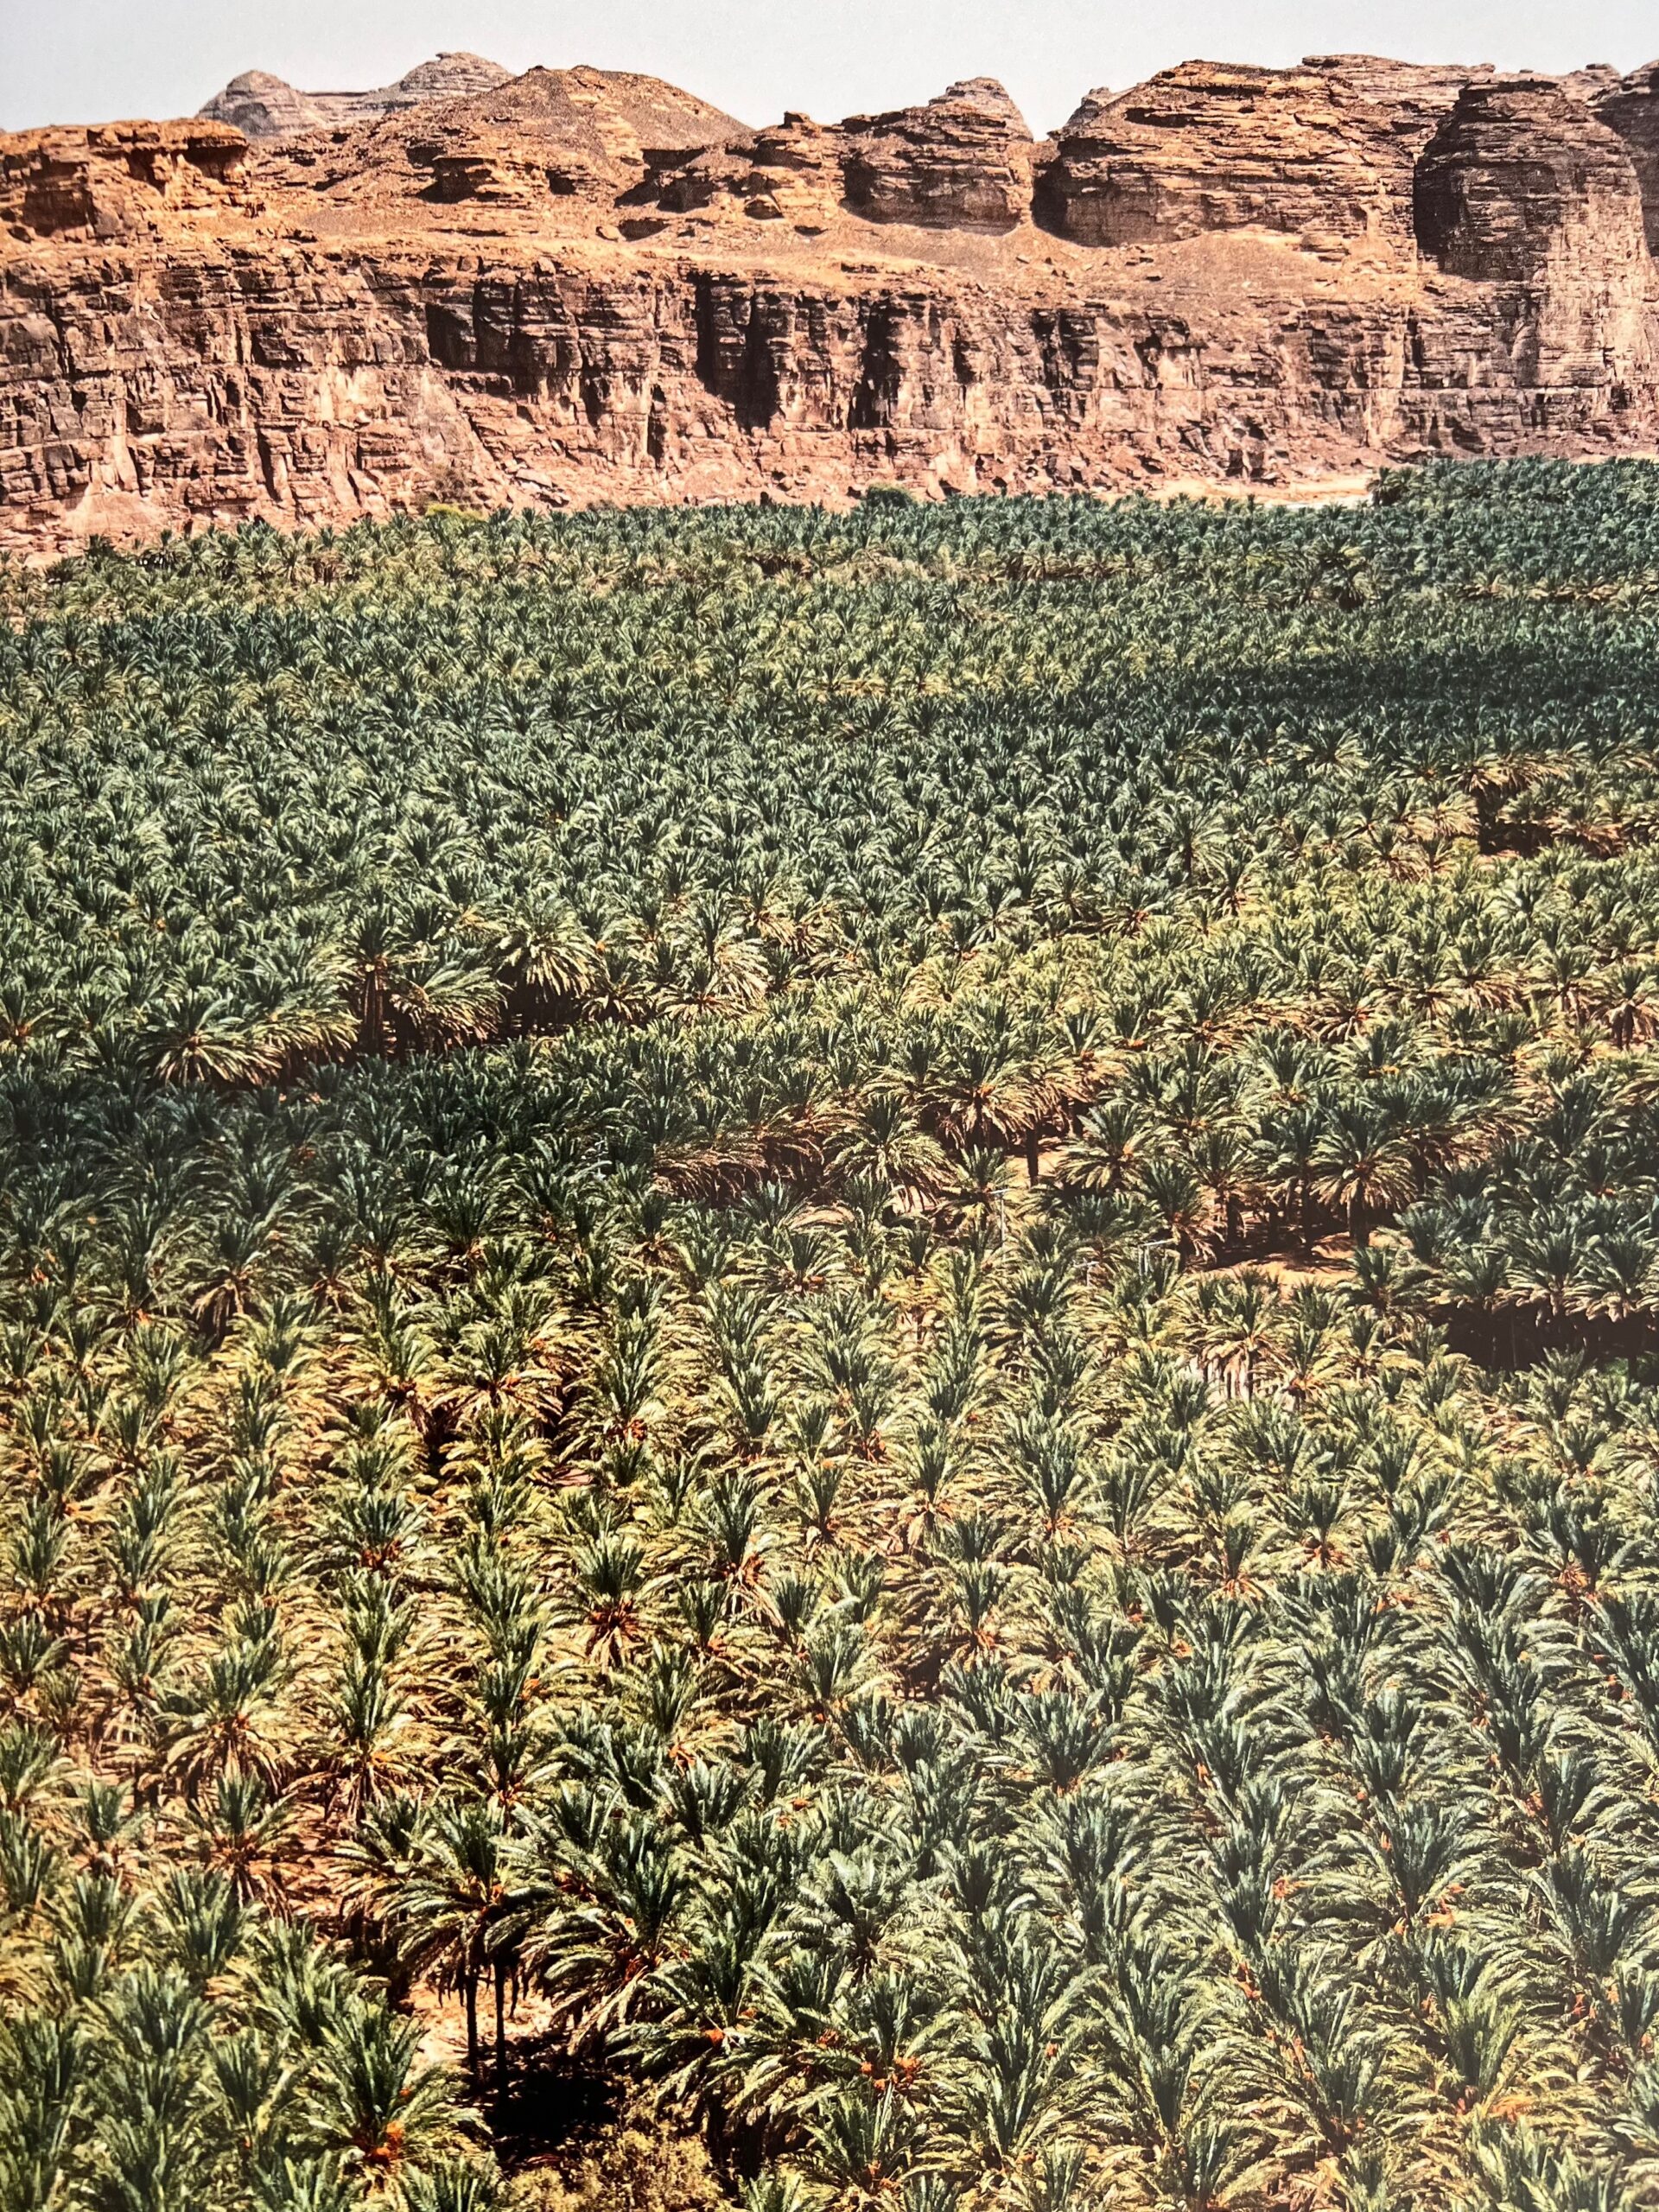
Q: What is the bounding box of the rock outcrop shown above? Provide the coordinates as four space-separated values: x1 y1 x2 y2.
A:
1410 79 1655 445
644 115 842 231
639 79 1033 236
256 67 748 212
1597 61 1659 254
199 54 512 139
1036 60 1483 254
196 73 332 142
3 50 1657 556
0 120 254 243
840 79 1035 232
1416 78 1649 283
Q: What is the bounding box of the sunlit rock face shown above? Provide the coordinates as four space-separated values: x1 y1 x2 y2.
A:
2 50 1657 555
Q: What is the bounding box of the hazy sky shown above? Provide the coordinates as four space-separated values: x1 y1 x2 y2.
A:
4 1 1656 136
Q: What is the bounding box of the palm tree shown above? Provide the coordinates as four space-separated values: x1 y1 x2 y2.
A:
390 1799 512 2093
1312 1101 1416 1248
302 2001 461 2190
3 462 1658 2212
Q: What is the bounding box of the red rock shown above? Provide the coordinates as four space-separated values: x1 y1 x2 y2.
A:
2 52 1656 556
1596 61 1659 255
254 66 747 213
1037 62 1423 251
647 116 842 231
0 120 254 243
1408 79 1655 455
840 79 1035 232
1415 77 1647 283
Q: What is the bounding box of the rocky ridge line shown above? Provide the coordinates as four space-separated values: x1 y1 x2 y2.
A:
198 54 513 140
2 51 1658 555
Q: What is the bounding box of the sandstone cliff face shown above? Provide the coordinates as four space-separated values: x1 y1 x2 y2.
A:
1416 79 1648 282
1597 62 1659 254
0 121 253 243
199 54 512 140
840 80 1034 232
1414 78 1654 415
3 52 1657 556
1037 63 1433 253
1306 54 1494 116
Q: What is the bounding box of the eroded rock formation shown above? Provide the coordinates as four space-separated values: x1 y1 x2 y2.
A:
199 54 512 139
1 120 253 243
3 49 1658 556
254 67 748 213
1408 79 1655 447
1036 58 1496 255
644 115 842 232
839 79 1036 232
1597 61 1659 253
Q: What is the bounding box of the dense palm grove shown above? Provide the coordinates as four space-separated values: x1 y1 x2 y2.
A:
4 461 1659 2211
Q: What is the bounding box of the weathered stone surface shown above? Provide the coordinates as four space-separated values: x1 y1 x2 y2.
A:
253 66 747 213
3 51 1657 556
1411 79 1655 428
1560 65 1625 104
200 54 512 139
840 79 1034 232
1304 54 1492 159
1597 61 1659 254
1306 54 1491 111
645 116 842 232
197 73 332 141
1036 62 1425 251
1416 78 1648 280
1 121 254 242
643 81 1033 236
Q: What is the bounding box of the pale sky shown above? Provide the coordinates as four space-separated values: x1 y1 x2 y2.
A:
3 1 1656 137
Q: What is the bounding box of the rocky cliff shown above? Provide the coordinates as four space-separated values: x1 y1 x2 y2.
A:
1599 61 1659 253
3 50 1658 556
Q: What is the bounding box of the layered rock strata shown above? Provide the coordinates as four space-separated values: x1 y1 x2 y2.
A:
1036 59 1485 253
3 52 1658 556
200 54 512 139
1 121 253 243
1417 79 1649 283
641 79 1035 235
1597 61 1659 252
1414 78 1653 417
839 79 1036 232
256 67 748 213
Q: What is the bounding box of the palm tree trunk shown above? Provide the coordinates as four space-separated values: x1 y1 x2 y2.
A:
465 1971 479 2085
495 1961 508 2101
1025 1128 1041 1185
